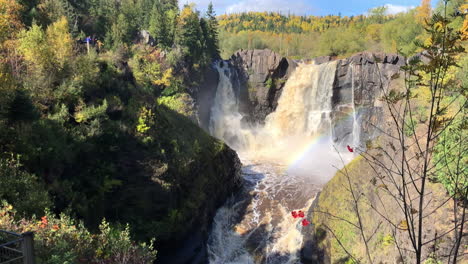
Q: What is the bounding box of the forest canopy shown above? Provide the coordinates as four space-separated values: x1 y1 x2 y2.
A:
0 0 222 262
217 0 467 59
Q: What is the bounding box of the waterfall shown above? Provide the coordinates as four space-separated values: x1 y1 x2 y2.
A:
207 61 356 264
209 62 253 150
209 61 340 155
264 62 337 138
351 64 361 149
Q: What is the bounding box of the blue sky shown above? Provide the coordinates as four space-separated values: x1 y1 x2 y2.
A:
179 0 437 16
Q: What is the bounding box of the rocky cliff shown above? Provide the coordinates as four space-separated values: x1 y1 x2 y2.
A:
199 50 404 147
230 49 298 124
146 106 242 264
330 52 404 147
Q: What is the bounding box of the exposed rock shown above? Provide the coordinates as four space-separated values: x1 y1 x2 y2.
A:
196 64 220 131
230 49 298 123
312 56 332 64
331 52 404 147
138 30 156 46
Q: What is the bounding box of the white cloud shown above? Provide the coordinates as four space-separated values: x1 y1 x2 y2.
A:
384 4 415 15
225 0 313 15
178 0 232 13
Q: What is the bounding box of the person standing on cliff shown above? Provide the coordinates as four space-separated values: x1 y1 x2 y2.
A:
85 36 91 54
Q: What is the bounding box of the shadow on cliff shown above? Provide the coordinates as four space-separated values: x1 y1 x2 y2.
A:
23 101 242 264
156 161 257 264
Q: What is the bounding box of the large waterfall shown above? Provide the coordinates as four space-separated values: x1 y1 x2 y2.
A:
209 63 254 150
207 61 356 263
264 62 336 137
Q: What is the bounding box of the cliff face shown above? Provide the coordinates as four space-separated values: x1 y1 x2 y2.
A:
308 129 464 264
196 65 220 131
206 50 404 147
155 131 242 264
230 49 298 123
330 52 404 146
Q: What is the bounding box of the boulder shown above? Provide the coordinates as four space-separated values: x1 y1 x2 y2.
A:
139 30 155 46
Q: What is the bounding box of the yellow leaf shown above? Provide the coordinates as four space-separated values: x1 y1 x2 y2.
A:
398 220 409 230
377 184 388 190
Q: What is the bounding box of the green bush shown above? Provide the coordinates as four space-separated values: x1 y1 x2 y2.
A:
403 115 416 137
0 203 157 264
433 113 467 199
157 93 195 117
0 154 51 217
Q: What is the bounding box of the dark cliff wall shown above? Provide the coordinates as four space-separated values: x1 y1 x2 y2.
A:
152 106 242 263
331 52 404 147
197 50 405 147
197 64 219 131
230 49 298 124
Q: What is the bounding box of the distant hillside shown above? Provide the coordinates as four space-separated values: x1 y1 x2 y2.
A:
217 0 466 59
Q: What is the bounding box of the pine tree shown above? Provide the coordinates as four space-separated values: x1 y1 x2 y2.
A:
149 0 170 48
176 5 203 62
205 1 219 59
161 0 178 11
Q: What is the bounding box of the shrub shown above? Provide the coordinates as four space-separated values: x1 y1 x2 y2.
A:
433 113 467 199
0 154 51 217
0 203 157 264
157 93 195 117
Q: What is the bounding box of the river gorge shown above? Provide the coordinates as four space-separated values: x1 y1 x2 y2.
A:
201 50 404 263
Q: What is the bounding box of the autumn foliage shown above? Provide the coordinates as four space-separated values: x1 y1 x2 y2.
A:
0 203 157 263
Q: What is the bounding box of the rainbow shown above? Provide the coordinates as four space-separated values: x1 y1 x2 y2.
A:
284 106 361 173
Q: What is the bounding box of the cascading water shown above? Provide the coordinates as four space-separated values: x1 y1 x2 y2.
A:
351 64 362 149
264 62 336 137
207 61 357 263
209 63 254 150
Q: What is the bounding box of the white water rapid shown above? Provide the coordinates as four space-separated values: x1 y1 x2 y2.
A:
207 61 357 264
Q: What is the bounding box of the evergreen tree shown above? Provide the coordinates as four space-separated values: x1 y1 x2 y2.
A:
161 0 178 11
109 13 130 48
205 2 219 59
149 0 172 49
176 5 203 62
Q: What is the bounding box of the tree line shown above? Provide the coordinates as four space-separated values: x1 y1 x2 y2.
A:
217 0 467 59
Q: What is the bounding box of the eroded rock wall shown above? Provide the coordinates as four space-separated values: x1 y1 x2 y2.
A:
331 52 404 147
230 49 298 124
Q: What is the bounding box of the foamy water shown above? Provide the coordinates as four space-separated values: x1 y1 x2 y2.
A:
207 61 357 263
207 160 321 264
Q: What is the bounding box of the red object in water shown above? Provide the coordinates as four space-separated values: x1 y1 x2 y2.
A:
297 210 305 218
291 211 298 218
302 219 310 226
347 145 354 152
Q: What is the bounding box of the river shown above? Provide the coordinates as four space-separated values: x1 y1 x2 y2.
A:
207 61 357 263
